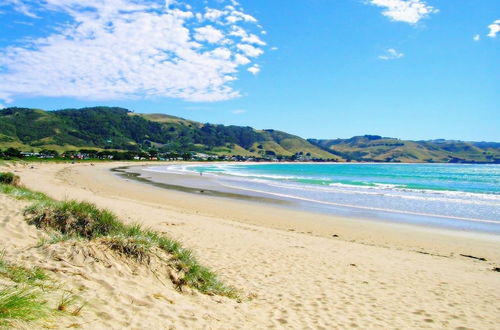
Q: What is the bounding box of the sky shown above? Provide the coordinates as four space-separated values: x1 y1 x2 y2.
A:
0 0 498 141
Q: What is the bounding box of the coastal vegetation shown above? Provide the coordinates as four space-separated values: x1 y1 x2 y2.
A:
1 107 498 163
0 172 237 302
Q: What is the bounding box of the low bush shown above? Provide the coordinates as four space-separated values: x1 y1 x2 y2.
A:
0 172 20 187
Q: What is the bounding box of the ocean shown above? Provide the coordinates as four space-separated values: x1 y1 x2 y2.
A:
143 163 500 234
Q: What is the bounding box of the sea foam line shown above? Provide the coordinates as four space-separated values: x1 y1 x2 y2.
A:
218 182 500 225
145 165 500 204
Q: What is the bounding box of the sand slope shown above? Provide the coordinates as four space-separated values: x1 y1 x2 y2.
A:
1 162 499 329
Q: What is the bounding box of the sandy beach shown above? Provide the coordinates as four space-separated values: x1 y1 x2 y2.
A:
1 161 499 329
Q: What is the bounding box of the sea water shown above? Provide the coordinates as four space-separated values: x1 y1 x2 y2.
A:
144 163 500 234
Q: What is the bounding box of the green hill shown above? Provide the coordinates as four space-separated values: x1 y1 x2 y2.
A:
0 107 335 160
1 107 497 162
308 135 500 163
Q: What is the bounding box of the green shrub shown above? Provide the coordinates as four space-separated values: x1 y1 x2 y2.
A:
0 172 20 187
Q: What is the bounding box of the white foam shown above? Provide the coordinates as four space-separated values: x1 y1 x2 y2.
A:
217 182 500 225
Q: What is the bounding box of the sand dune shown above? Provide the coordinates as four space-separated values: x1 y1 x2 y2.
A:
1 162 499 329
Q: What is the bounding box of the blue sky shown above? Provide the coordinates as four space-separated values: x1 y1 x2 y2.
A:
0 0 498 141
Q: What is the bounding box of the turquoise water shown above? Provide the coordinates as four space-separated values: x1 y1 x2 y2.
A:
145 163 500 233
190 163 500 195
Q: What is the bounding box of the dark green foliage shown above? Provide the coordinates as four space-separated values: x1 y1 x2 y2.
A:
0 107 265 153
0 107 330 158
0 172 20 186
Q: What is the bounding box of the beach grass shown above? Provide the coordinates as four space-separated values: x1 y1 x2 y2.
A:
25 200 237 297
0 172 237 298
0 286 49 327
0 183 51 203
0 253 51 327
0 252 48 285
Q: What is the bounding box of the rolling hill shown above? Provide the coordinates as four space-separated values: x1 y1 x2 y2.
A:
308 135 500 163
0 107 498 162
0 107 337 160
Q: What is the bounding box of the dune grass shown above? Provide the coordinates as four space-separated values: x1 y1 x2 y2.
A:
0 176 91 327
0 172 236 298
0 286 49 327
0 254 51 327
0 252 48 285
0 183 51 203
25 200 237 297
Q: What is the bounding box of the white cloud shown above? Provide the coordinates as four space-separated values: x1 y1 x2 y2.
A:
369 0 438 24
0 0 265 103
237 44 264 57
231 109 246 114
234 54 251 65
0 104 5 109
204 8 225 22
242 34 266 46
247 64 261 75
473 34 480 42
487 19 500 38
194 25 224 44
378 48 404 60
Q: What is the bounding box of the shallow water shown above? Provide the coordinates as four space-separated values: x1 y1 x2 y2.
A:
143 163 500 234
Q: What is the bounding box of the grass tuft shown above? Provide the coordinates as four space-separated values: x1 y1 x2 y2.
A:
37 232 77 247
0 172 20 187
0 286 49 326
0 252 48 285
56 291 79 313
25 200 237 298
100 235 153 263
25 200 125 240
0 184 51 202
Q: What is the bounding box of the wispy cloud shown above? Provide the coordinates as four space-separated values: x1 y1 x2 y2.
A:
0 0 266 104
247 64 261 75
487 19 500 38
368 0 438 24
378 48 404 60
473 34 480 42
231 109 246 114
1 0 39 18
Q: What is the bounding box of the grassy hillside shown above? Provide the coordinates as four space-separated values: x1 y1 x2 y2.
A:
309 135 500 163
1 108 497 162
0 107 336 160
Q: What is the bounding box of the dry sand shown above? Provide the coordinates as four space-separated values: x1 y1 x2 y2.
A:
1 161 499 329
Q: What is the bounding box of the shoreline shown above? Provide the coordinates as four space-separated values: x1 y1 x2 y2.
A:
125 163 500 235
16 161 500 261
2 161 499 328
